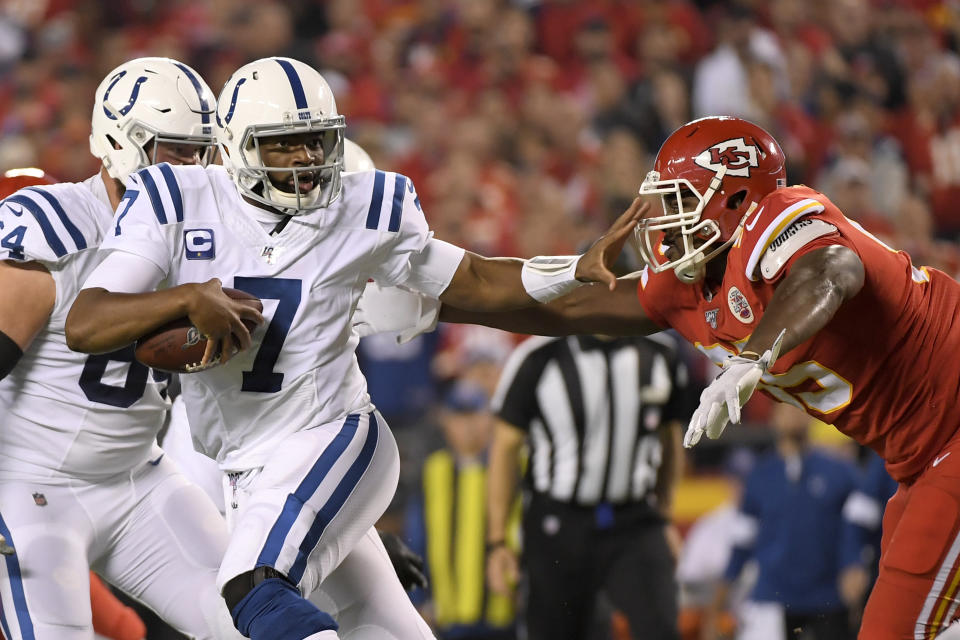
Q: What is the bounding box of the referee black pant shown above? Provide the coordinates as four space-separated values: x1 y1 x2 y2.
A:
521 493 679 640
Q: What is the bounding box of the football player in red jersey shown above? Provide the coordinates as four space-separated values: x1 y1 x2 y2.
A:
431 116 960 638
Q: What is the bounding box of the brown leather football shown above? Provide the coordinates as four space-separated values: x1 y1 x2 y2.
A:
134 287 263 373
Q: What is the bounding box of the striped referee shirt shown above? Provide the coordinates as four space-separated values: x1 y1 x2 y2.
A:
490 334 689 506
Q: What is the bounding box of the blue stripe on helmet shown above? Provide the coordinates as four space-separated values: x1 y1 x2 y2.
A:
256 414 363 569
24 188 87 251
286 413 379 585
5 195 67 257
365 171 385 229
157 164 184 223
136 168 167 225
388 175 405 232
220 78 247 127
274 59 308 110
0 512 36 640
173 62 211 126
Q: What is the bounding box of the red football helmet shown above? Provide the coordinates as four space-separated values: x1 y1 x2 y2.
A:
636 116 786 282
0 168 57 199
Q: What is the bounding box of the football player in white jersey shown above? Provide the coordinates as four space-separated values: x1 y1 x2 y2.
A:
158 135 431 591
65 57 642 640
0 58 243 639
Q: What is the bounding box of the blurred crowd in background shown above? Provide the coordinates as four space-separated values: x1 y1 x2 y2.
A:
2 0 959 638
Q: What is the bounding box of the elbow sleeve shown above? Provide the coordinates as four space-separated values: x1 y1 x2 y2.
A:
0 329 24 381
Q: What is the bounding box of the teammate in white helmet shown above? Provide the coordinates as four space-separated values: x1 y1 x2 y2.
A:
0 57 243 639
65 57 641 640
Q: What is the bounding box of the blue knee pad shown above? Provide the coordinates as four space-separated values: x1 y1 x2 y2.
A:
230 577 338 639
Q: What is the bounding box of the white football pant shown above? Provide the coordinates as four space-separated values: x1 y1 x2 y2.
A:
0 451 241 640
218 411 434 639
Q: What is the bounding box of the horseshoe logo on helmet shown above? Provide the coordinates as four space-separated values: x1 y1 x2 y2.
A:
102 70 150 121
694 138 759 177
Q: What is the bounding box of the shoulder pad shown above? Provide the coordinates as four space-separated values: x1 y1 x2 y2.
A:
757 218 837 280
0 185 100 262
353 170 418 233
738 189 830 280
127 164 187 226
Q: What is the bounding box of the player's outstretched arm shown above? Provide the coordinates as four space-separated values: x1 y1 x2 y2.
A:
740 245 864 358
440 272 661 337
439 199 648 312
0 261 55 379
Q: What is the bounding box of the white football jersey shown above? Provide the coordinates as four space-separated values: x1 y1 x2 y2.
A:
0 176 170 479
97 164 438 470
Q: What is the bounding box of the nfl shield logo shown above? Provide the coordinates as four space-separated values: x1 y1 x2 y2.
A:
704 309 719 329
261 245 286 265
32 492 47 506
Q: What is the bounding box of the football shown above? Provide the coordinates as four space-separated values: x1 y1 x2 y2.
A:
134 287 263 373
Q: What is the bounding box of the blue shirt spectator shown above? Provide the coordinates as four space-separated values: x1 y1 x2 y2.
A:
726 448 863 613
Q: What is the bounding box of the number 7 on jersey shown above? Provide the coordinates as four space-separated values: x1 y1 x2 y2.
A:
234 276 302 393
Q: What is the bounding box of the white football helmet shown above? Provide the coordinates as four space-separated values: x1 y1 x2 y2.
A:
215 57 345 214
90 57 215 181
343 138 374 172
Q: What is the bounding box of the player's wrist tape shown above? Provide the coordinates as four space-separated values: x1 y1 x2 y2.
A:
0 329 23 381
521 255 584 303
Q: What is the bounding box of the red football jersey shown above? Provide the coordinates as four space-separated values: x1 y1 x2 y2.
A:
637 185 960 482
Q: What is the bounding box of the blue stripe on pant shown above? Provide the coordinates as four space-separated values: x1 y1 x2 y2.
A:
256 413 380 584
0 513 34 640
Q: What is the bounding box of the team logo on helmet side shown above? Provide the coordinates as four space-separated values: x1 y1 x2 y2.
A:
694 138 759 177
727 286 754 324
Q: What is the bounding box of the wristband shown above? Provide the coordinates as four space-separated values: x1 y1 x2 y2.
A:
521 255 584 302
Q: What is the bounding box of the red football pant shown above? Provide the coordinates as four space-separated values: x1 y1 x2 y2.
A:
860 441 960 639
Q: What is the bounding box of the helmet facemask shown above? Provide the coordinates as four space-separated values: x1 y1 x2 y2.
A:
135 124 216 168
636 164 755 283
225 117 345 215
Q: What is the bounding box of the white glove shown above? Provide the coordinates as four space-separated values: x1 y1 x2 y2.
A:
352 281 440 344
684 330 785 448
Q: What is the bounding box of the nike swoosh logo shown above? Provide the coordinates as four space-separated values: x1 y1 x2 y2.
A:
743 203 762 231
933 452 951 467
5 204 24 217
148 454 165 466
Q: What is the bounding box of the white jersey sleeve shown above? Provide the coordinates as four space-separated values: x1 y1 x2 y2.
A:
82 250 167 293
97 164 181 276
364 173 431 286
0 186 94 266
0 183 107 317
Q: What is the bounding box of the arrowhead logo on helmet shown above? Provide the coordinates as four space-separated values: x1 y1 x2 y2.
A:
694 138 759 177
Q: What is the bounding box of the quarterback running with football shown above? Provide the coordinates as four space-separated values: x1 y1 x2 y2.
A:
0 59 243 639
412 116 960 639
64 57 639 640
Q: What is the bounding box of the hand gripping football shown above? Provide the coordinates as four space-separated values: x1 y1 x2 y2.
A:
134 288 263 373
